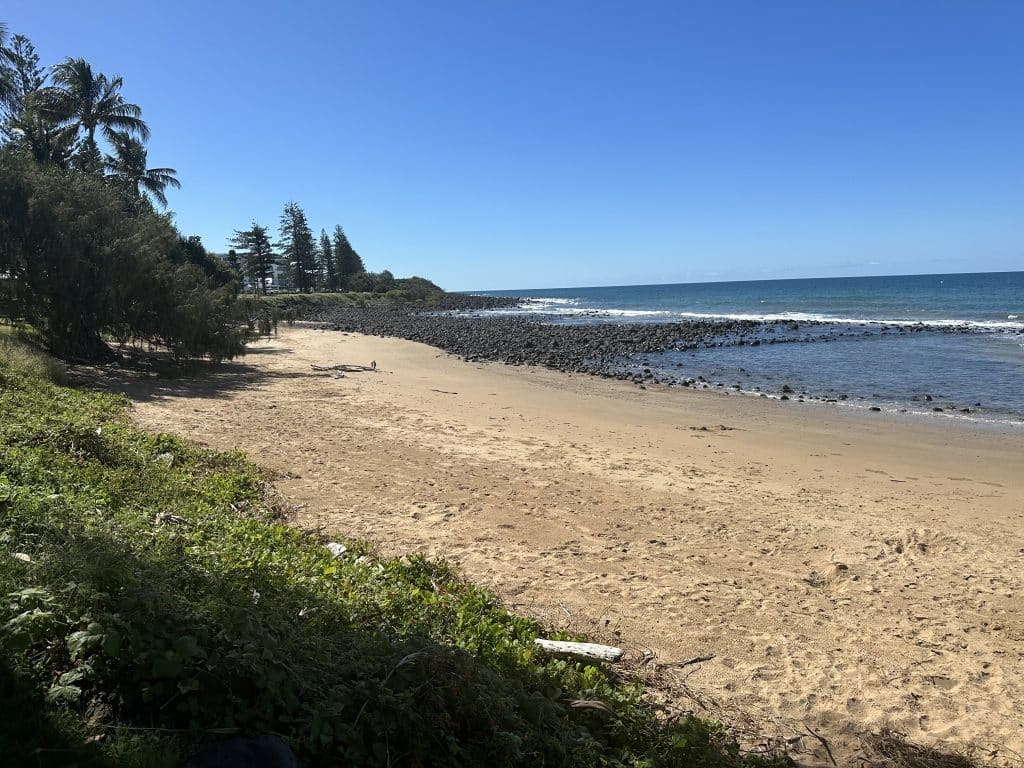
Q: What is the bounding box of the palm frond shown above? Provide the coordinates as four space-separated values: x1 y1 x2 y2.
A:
147 169 181 189
107 100 143 119
140 176 169 208
35 86 77 124
54 123 78 148
50 58 94 91
100 114 150 142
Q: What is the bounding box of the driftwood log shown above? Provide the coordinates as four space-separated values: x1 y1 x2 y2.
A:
534 639 624 663
311 364 378 373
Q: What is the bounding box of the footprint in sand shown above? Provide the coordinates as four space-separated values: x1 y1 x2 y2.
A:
883 529 962 558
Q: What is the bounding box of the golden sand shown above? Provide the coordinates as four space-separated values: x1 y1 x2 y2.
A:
117 325 1024 762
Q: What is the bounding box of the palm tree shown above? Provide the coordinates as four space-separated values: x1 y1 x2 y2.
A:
104 130 180 207
43 58 149 146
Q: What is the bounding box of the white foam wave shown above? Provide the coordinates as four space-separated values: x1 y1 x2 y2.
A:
484 300 1024 331
668 310 1024 331
524 297 579 306
496 303 664 317
601 309 665 316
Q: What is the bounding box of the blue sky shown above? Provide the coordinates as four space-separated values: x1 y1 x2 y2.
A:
5 2 1023 290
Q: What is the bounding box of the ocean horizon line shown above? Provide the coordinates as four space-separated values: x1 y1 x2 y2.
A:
466 268 1024 295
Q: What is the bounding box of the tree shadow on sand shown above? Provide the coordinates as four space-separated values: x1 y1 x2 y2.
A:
72 345 312 404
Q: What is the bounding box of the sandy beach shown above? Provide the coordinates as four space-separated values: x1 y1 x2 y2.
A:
117 325 1024 763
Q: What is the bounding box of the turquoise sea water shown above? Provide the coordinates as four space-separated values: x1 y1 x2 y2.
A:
480 272 1024 423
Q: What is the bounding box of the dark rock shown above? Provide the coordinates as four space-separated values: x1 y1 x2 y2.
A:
298 305 774 381
183 735 299 768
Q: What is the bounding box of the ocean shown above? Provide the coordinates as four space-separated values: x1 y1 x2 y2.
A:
479 272 1024 424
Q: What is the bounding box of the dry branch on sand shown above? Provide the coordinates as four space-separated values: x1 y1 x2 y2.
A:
310 363 379 372
857 728 1022 768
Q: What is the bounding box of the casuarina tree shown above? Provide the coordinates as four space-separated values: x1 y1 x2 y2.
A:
0 151 243 360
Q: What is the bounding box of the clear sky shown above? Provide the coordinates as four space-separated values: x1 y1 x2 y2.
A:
5 2 1022 290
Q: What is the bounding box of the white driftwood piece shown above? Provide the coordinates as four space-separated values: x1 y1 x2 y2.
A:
534 639 624 663
326 542 347 558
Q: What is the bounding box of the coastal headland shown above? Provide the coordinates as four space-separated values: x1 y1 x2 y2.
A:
118 323 1023 762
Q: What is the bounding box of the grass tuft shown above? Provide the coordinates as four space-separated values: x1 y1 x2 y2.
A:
0 325 66 383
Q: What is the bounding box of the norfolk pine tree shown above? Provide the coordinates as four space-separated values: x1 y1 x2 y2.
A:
332 224 365 289
278 202 317 293
319 229 338 291
229 222 275 294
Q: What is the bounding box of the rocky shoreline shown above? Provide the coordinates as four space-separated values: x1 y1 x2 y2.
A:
302 304 815 385
291 303 1023 421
